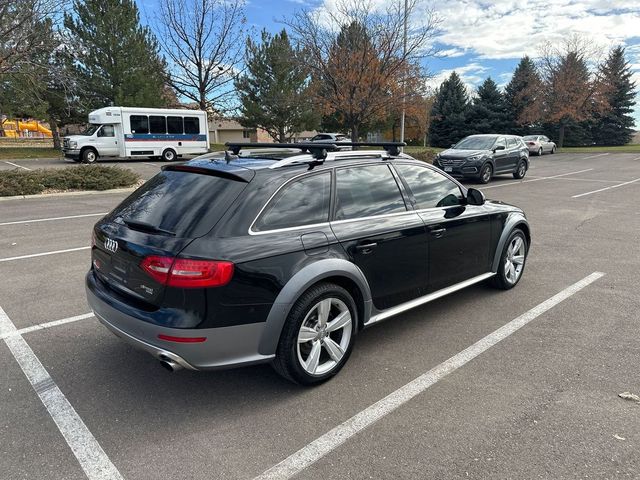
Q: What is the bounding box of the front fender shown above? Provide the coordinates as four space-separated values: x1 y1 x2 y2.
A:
491 212 530 272
257 258 372 356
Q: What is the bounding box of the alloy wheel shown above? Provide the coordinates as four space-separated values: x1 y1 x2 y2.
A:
504 236 525 284
296 297 353 376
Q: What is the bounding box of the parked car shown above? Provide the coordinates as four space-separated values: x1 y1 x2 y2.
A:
523 135 556 156
86 142 530 385
433 134 530 184
310 132 351 150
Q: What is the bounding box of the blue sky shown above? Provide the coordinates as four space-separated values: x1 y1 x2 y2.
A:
139 0 640 126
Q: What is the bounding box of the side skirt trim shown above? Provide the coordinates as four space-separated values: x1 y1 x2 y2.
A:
365 272 496 326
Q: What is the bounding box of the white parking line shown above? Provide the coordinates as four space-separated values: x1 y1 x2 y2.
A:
4 161 32 171
143 162 158 167
572 177 640 198
254 272 605 480
579 153 610 160
0 312 94 340
0 213 107 227
481 168 594 190
0 307 123 480
0 246 90 263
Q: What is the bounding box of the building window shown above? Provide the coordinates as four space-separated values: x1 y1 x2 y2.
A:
243 130 251 139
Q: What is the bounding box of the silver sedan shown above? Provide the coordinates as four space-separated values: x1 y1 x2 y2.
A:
523 135 556 156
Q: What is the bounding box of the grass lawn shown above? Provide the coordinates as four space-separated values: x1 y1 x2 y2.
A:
559 144 640 154
0 147 62 160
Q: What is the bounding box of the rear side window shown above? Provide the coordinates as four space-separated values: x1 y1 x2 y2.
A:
253 173 331 232
130 116 149 134
184 117 200 134
167 116 183 134
394 164 463 209
335 165 406 220
149 116 166 134
507 138 517 148
110 171 246 238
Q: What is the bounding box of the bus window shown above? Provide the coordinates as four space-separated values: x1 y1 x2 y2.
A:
130 115 149 134
149 116 166 134
167 116 183 134
184 117 200 134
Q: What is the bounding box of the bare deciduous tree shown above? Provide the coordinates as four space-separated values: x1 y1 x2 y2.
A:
157 0 247 112
287 0 439 141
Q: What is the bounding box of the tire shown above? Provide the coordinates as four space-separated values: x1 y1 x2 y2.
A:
272 282 357 385
490 229 528 290
513 160 527 179
551 146 556 154
161 148 176 162
81 148 97 164
537 147 543 156
478 163 493 184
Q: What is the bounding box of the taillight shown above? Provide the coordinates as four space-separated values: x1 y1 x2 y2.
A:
527 142 535 146
141 256 234 288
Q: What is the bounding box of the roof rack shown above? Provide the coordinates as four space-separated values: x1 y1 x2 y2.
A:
225 141 406 160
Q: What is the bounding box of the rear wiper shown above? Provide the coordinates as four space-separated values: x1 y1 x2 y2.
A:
123 218 175 236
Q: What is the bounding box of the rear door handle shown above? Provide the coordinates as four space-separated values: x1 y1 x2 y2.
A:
355 242 377 253
430 227 446 238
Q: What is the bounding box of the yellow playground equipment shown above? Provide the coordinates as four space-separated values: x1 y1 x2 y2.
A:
1 118 53 138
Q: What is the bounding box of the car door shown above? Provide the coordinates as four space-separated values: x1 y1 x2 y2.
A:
330 164 429 310
506 137 520 169
541 136 551 152
96 124 119 157
393 163 492 292
492 137 510 172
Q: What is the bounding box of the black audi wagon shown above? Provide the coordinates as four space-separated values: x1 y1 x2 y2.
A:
86 142 530 385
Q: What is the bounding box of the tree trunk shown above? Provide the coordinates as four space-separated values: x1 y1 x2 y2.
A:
558 122 566 149
351 124 359 143
49 115 61 150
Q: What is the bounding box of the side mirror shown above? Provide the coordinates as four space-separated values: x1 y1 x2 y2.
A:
493 145 505 152
466 188 485 206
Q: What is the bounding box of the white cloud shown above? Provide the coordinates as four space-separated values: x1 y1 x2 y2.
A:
426 62 490 94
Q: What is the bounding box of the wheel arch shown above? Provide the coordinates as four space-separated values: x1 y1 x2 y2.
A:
257 259 372 356
80 146 98 158
491 213 531 273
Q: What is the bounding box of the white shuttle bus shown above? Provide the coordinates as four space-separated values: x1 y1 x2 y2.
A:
62 107 209 163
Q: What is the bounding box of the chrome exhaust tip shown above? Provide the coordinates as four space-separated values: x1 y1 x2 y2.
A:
159 355 183 372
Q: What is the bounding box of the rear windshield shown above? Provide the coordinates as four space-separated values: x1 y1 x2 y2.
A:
109 170 246 238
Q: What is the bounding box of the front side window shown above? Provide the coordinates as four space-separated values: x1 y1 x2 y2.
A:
495 137 506 149
130 115 149 134
167 116 183 134
253 173 331 232
98 125 115 137
335 165 407 221
395 164 463 209
184 117 200 134
149 116 166 134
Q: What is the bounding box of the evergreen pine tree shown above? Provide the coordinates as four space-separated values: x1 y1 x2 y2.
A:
428 72 469 147
64 0 168 109
467 77 510 134
235 29 318 142
504 56 543 135
592 46 636 146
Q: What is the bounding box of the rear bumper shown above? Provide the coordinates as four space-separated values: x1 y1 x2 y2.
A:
85 271 275 370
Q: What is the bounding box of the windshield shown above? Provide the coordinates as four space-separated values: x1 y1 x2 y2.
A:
523 135 538 141
80 124 101 136
453 136 496 150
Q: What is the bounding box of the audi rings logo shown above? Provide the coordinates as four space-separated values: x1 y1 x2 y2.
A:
104 237 118 253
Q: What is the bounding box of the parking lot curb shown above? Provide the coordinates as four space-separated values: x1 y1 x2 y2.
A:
0 187 137 201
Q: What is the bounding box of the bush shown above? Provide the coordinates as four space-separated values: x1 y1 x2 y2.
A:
0 165 140 196
404 147 439 164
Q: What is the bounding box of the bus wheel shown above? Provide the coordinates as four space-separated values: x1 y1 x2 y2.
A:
161 149 176 162
81 148 98 164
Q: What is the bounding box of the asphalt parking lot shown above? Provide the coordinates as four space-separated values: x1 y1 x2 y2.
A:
1 152 639 479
